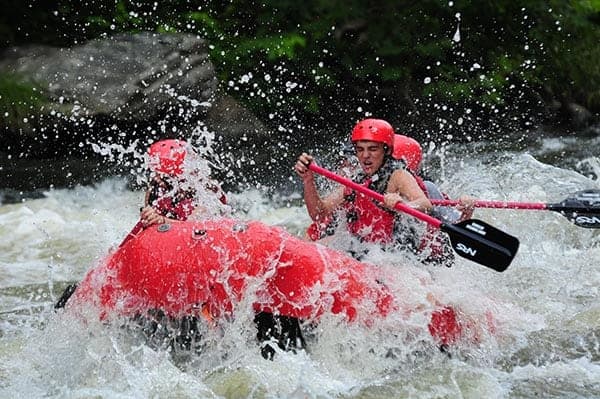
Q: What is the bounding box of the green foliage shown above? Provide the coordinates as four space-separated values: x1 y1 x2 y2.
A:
0 0 598 132
0 73 47 128
527 0 600 107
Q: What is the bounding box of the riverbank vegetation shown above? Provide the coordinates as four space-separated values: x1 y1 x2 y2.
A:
1 0 599 139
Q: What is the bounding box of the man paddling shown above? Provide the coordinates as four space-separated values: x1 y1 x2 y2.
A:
295 118 433 258
301 130 474 266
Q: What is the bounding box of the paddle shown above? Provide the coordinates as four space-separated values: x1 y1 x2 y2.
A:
429 189 600 229
308 163 519 272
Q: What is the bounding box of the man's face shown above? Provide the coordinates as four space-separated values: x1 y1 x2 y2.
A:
354 140 386 176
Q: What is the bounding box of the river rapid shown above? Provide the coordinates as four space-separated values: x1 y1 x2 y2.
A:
1 134 599 398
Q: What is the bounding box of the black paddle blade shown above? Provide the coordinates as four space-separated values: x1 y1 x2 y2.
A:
570 210 600 228
441 219 519 272
548 189 600 228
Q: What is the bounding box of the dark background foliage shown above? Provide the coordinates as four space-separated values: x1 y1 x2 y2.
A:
1 0 599 150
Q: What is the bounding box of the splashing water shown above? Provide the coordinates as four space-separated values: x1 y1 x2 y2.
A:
1 136 599 398
453 13 462 43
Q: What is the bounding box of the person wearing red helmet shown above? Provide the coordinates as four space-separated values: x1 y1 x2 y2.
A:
393 134 422 174
141 139 228 227
305 134 425 241
144 140 303 359
391 134 474 265
392 134 474 223
54 138 228 312
295 118 432 255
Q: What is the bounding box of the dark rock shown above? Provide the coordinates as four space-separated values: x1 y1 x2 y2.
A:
0 32 217 123
564 102 594 129
0 33 277 192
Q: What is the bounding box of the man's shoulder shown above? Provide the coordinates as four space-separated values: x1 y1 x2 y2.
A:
389 167 410 180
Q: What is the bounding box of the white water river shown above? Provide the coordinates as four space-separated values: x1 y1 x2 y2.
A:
1 138 599 398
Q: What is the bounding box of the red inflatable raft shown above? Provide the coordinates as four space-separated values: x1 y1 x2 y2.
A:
71 218 464 345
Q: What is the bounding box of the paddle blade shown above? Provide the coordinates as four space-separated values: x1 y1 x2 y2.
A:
441 219 519 272
571 214 600 228
549 189 600 228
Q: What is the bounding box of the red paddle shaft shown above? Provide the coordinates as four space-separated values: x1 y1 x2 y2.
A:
429 190 600 229
308 163 442 228
431 199 547 210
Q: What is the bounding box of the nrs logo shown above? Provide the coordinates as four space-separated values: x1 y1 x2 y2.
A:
575 215 600 225
456 243 477 256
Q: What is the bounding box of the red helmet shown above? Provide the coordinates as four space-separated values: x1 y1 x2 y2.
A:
350 119 395 148
392 134 422 172
148 139 187 175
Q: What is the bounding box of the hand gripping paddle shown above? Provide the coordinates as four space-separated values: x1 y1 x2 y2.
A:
308 163 519 272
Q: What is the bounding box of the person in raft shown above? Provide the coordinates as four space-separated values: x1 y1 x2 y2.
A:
143 139 310 359
392 134 474 222
301 129 475 266
54 138 228 307
294 118 434 260
140 138 229 227
390 134 475 265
